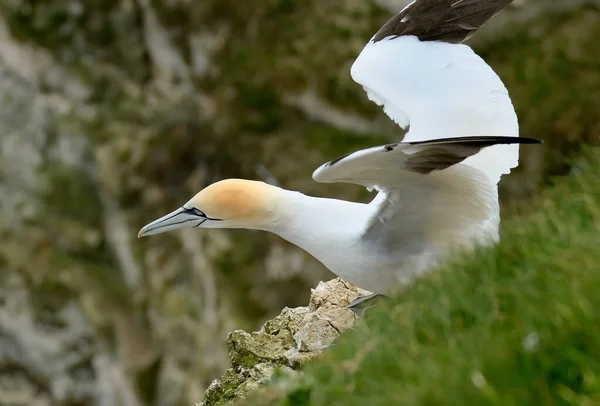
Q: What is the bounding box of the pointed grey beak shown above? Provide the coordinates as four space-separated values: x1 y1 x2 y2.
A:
138 207 203 238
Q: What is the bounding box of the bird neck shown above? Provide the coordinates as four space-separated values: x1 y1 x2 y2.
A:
264 190 371 263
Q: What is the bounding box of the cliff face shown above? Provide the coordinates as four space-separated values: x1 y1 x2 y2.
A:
0 0 599 405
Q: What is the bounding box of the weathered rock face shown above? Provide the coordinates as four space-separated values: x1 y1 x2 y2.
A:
201 278 369 406
0 0 599 405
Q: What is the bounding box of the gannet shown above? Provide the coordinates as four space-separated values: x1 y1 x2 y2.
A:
138 0 541 307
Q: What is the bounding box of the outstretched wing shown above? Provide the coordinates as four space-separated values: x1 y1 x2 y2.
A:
314 135 539 250
313 136 539 188
351 0 517 184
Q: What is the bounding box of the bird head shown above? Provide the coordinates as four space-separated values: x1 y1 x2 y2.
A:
138 179 280 237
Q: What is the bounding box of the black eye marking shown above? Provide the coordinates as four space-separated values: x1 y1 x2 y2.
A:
183 207 223 222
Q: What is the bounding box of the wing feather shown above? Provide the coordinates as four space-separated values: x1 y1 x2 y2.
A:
313 136 540 187
313 136 539 250
351 0 518 184
373 0 513 44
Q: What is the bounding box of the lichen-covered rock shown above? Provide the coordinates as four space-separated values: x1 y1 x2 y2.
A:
200 278 370 406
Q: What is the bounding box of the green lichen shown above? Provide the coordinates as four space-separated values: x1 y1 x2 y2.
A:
228 330 294 370
203 368 248 406
203 364 294 406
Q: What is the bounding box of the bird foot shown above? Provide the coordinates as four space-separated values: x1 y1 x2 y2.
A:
347 293 384 316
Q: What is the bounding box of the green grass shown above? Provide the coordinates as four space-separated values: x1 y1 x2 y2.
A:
241 148 600 406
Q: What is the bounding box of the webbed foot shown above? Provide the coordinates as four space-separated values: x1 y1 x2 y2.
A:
347 293 384 316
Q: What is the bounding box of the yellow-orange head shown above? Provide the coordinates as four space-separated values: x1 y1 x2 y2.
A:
138 179 282 237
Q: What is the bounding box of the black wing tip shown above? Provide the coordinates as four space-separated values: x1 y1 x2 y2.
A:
406 136 542 146
326 151 354 167
372 0 514 44
512 136 543 144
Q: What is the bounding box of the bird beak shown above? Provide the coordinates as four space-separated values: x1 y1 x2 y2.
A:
138 207 203 238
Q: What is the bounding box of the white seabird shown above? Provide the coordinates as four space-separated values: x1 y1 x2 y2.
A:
138 0 540 307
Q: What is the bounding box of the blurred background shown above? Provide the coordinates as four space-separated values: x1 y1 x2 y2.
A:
0 0 599 405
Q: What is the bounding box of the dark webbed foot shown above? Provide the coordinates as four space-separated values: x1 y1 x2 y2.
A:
347 293 386 316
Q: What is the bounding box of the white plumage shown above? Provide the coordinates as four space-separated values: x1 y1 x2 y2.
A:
138 0 541 305
308 136 537 294
351 35 519 185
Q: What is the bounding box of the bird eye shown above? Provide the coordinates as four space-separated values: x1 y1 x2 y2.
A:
193 208 206 217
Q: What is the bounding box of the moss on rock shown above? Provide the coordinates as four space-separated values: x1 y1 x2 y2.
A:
200 279 370 405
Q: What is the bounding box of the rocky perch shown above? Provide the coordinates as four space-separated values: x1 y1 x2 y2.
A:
199 278 370 406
